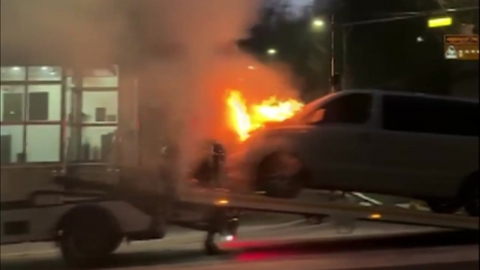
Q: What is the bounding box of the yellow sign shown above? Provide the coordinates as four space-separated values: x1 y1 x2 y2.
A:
428 17 453 28
444 35 479 60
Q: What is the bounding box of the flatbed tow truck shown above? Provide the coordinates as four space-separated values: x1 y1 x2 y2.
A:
1 145 478 268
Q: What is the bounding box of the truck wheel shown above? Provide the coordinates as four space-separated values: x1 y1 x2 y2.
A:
305 215 328 225
59 208 122 267
427 200 462 214
257 153 305 199
204 209 239 255
204 232 221 255
462 176 479 217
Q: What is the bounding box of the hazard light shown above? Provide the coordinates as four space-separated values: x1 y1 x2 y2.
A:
369 213 382 219
216 199 229 205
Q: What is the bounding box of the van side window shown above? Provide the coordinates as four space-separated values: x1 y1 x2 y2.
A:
319 93 373 124
382 95 478 136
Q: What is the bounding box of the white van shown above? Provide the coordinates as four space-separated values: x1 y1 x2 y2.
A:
226 90 479 216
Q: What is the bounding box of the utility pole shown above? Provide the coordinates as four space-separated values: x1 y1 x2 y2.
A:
330 12 336 93
328 0 344 93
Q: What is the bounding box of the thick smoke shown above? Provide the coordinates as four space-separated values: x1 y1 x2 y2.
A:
135 0 300 145
1 0 301 176
1 0 127 66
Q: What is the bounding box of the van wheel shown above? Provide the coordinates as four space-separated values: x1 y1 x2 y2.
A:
257 153 305 199
427 200 462 214
59 209 122 267
462 177 479 217
305 215 328 225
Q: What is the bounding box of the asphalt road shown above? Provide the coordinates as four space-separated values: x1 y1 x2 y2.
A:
1 219 477 270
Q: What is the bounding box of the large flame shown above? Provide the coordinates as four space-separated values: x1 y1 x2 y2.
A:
227 90 303 141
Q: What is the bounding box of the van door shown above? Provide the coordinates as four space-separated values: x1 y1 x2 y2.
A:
372 95 478 198
301 92 377 191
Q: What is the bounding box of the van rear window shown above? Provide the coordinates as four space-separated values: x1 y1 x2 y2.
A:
382 95 478 136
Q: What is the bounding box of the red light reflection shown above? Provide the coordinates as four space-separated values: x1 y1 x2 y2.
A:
235 251 298 262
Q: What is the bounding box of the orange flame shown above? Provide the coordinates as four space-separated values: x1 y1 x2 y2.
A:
227 90 303 141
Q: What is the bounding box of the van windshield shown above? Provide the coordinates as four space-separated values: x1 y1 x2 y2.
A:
286 94 332 124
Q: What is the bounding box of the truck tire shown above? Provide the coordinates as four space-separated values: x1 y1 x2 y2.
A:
59 206 123 267
462 175 479 217
257 153 305 199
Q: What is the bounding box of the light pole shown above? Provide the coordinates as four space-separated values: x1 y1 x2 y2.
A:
310 15 338 93
329 13 336 93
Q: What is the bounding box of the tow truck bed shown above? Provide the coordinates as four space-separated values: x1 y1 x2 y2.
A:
179 188 479 230
2 172 477 267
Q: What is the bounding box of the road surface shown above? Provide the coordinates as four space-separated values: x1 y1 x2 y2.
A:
1 218 477 270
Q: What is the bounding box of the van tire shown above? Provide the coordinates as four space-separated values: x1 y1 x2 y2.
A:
59 206 123 267
462 175 479 217
257 153 305 199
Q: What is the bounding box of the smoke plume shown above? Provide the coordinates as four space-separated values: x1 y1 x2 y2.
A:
1 0 301 173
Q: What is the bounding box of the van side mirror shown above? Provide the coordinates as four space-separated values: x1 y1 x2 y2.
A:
308 109 326 124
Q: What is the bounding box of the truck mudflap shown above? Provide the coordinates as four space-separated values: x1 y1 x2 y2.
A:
204 207 240 255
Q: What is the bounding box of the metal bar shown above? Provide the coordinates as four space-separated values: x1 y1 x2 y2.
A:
330 12 336 93
349 192 383 206
178 188 479 230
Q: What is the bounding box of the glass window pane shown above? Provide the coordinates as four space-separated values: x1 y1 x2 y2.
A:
81 126 117 162
82 67 118 87
1 66 26 81
26 125 61 162
1 85 25 122
27 84 62 121
27 66 62 81
81 91 118 123
1 125 25 164
322 93 372 124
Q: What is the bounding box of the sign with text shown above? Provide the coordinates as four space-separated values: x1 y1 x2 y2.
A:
444 35 479 60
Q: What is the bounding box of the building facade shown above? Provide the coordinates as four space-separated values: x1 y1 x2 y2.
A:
0 65 127 201
0 0 148 203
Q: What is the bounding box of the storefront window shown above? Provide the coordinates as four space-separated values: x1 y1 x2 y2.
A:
1 65 120 165
80 126 117 162
27 66 62 81
1 65 63 164
81 91 118 123
1 85 25 122
66 67 120 163
27 84 62 121
25 125 61 162
1 125 25 164
1 66 26 81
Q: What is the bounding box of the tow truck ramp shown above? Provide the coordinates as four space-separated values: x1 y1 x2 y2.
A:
180 188 479 230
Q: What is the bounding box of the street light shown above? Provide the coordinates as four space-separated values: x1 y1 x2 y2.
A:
312 18 325 30
267 48 277 55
